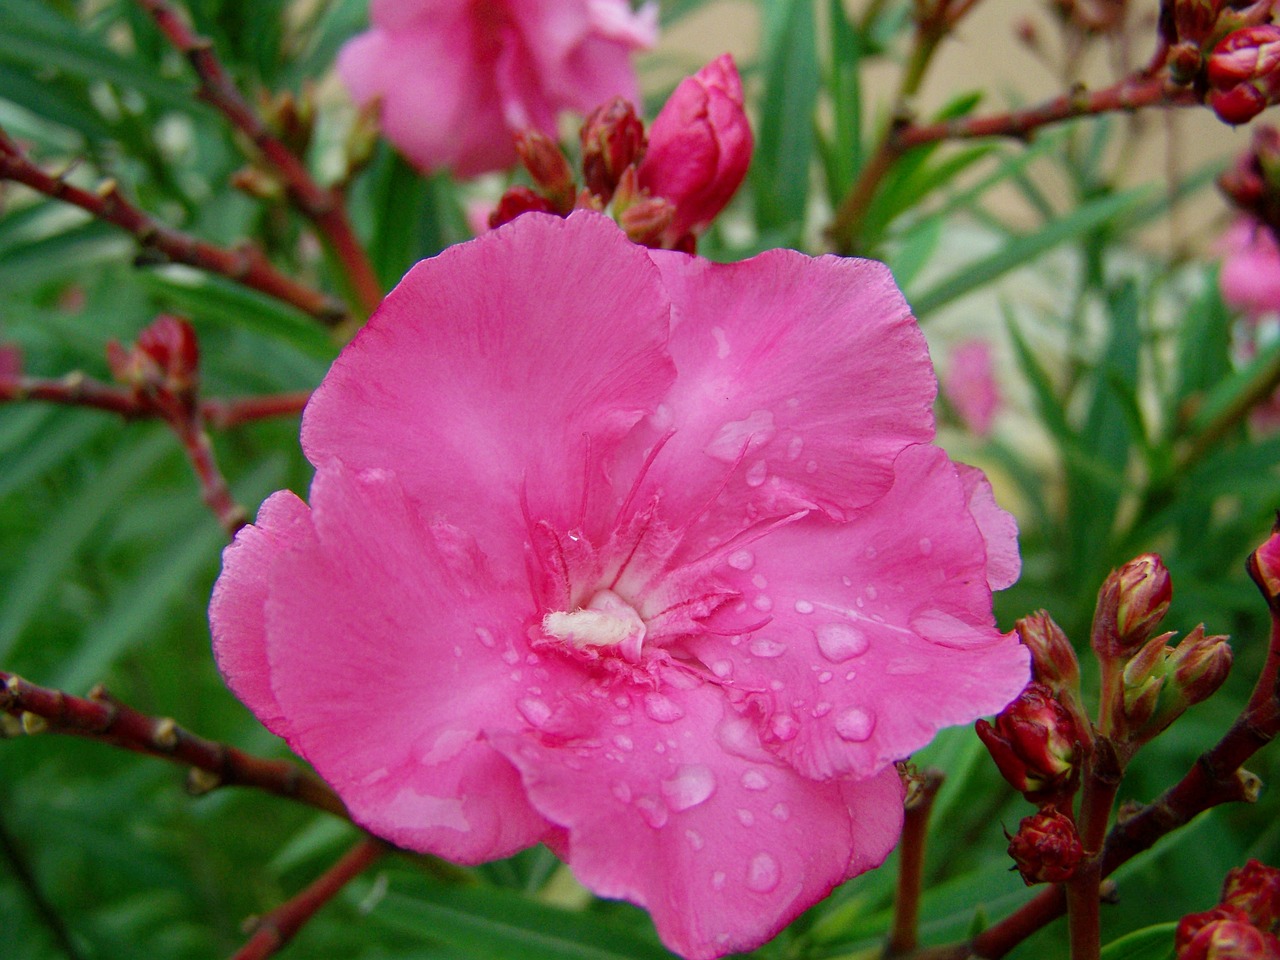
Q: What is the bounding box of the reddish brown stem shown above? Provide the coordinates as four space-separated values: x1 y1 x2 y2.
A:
888 768 945 957
136 0 383 316
0 128 346 325
231 837 387 960
1 671 348 819
896 74 1198 149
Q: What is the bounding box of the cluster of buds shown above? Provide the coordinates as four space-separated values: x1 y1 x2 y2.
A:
489 55 752 252
1219 126 1280 231
1161 0 1280 124
106 314 201 420
1176 860 1280 958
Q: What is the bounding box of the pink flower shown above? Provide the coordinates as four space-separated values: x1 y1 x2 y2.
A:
1220 218 1280 317
210 213 1029 959
943 338 1000 437
337 0 657 178
637 54 752 247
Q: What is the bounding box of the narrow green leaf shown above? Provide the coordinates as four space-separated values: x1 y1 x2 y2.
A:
0 221 132 292
825 0 863 204
0 413 108 500
911 188 1150 316
1100 922 1177 960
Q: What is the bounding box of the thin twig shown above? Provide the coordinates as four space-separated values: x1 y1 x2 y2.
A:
0 129 346 325
887 768 945 957
135 0 383 316
1 671 349 819
230 837 387 960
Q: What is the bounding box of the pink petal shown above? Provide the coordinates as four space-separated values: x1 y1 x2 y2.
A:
302 212 675 569
689 444 1030 780
1220 217 1280 317
943 339 1000 437
209 490 310 738
490 678 903 959
614 248 934 555
261 464 575 862
956 463 1021 591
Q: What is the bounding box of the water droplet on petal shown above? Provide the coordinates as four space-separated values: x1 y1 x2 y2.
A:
635 796 669 828
686 829 705 851
736 808 755 826
745 460 768 487
613 734 633 751
771 802 791 822
727 549 754 571
919 537 933 555
712 871 727 890
746 852 780 893
804 459 818 474
705 410 777 462
815 622 869 662
770 713 799 742
794 599 814 614
741 770 770 791
834 707 876 742
662 764 716 811
711 659 733 678
787 436 803 460
612 781 633 803
644 693 685 723
811 701 833 718
501 645 521 666
749 637 786 658
517 698 551 729
752 595 773 612
717 717 757 758
818 671 833 684
475 627 496 648
712 326 731 359
751 573 768 589
611 714 631 726
865 585 878 600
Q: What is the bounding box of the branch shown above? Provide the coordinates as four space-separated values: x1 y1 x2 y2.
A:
231 837 387 960
0 128 347 326
1 671 349 819
887 768 945 957
135 0 383 316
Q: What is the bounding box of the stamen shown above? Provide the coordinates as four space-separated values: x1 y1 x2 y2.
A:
615 430 676 528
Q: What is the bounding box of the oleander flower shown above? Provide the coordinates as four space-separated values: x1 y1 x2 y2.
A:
210 212 1029 959
337 0 657 177
1220 217 1280 318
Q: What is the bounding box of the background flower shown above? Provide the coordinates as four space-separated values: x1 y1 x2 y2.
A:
337 0 657 177
212 212 1028 959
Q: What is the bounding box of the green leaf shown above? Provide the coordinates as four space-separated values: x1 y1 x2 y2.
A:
910 187 1150 317
1100 922 1177 960
824 0 863 204
367 882 677 960
753 0 820 235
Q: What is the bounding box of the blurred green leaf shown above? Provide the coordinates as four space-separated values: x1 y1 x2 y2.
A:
1100 923 1176 960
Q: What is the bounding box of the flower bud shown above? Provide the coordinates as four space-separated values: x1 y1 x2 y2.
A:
1207 26 1280 125
488 186 558 230
1120 626 1231 744
636 54 752 248
1174 0 1225 48
975 682 1079 800
1178 917 1280 960
1178 906 1256 953
1247 518 1280 608
515 131 576 214
107 315 200 402
1007 809 1084 885
1092 554 1173 661
1016 610 1080 693
1222 860 1280 929
580 97 646 204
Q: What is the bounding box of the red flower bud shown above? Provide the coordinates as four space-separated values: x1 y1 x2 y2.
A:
636 54 752 248
1006 809 1083 885
1016 610 1081 693
1092 554 1172 661
1248 517 1280 608
1207 26 1280 125
1222 860 1280 929
1179 917 1280 960
1178 906 1258 953
976 682 1079 799
514 131 576 214
580 97 646 205
488 187 558 230
107 315 200 402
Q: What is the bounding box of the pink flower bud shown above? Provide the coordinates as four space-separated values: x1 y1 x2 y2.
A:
1118 625 1231 745
1248 518 1280 606
1222 860 1280 929
108 315 200 399
580 97 647 204
1166 625 1233 708
1179 917 1280 960
1007 809 1084 885
976 682 1080 799
1016 610 1081 693
515 131 576 214
636 54 752 248
1092 554 1173 661
1207 26 1280 125
488 187 559 230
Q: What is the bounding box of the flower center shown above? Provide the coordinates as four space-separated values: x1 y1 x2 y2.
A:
542 588 647 663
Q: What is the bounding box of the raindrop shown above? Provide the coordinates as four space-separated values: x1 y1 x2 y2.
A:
746 852 780 893
752 595 774 613
612 781 633 803
751 573 768 589
817 671 833 684
712 326 731 359
741 770 770 791
661 764 717 811
711 660 733 678
749 637 786 658
844 670 857 681
786 436 804 460
745 460 768 488
842 575 853 587
865 585 878 600
794 599 814 614
475 627 496 648
919 537 933 555
452 645 463 657
705 410 777 462
613 734 634 751
727 549 754 571
517 698 551 729
770 713 799 742
812 701 833 718
501 646 521 665
804 460 818 474
771 802 791 822
815 622 870 662
712 871 727 890
635 796 669 828
736 808 755 826
644 693 685 723
611 714 631 726
686 829 705 851
834 707 876 742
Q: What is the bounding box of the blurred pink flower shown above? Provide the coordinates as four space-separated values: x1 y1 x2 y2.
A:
1220 217 1280 317
211 213 1028 959
637 54 752 248
338 0 656 178
943 339 1000 437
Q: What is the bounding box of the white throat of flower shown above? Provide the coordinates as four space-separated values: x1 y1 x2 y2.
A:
542 588 646 662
